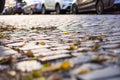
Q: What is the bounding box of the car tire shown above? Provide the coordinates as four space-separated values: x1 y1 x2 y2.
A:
41 5 46 14
22 10 26 15
96 0 104 14
0 0 5 13
30 9 34 15
11 8 15 15
71 4 78 14
55 4 61 14
21 9 25 15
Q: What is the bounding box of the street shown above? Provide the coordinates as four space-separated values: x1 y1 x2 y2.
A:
0 15 120 80
0 15 120 30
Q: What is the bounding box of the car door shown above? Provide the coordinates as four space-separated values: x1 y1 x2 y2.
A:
102 0 114 9
44 0 51 9
102 0 110 8
47 0 55 10
49 0 55 10
78 0 95 10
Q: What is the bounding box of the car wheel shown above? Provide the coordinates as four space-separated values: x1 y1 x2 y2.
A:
11 8 15 15
30 9 34 15
21 10 25 15
41 5 46 14
0 0 5 13
71 4 78 14
96 0 104 14
55 4 61 14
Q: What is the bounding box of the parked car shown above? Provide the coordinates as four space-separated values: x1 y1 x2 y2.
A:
12 1 26 14
2 3 16 15
40 0 72 14
2 0 26 15
71 0 120 14
2 5 11 15
22 0 42 14
0 0 5 13
114 0 120 8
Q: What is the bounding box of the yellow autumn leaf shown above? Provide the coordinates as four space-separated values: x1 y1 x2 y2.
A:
35 77 46 80
91 44 100 51
39 41 46 45
70 44 77 50
64 32 69 35
79 69 90 74
61 61 71 70
42 64 60 72
100 19 105 23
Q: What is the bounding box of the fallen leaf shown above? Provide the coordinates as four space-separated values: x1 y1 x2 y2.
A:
61 61 71 70
63 32 69 35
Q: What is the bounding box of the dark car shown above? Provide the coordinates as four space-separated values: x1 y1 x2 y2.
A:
71 0 119 14
0 0 5 13
12 1 26 14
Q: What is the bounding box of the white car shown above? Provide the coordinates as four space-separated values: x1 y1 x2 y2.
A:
23 0 42 14
40 0 72 14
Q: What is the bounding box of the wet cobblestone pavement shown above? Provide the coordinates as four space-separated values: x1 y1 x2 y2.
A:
0 15 120 80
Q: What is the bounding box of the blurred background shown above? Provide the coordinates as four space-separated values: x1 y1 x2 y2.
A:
1 0 120 15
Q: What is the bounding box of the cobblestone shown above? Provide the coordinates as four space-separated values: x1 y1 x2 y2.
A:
0 15 120 30
0 15 120 80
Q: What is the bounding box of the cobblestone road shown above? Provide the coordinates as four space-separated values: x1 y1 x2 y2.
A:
0 15 120 30
0 15 120 80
